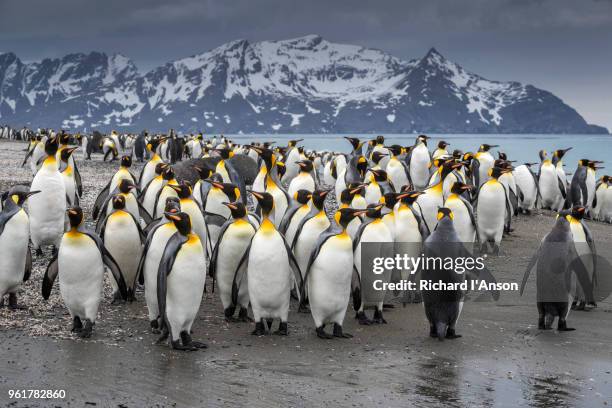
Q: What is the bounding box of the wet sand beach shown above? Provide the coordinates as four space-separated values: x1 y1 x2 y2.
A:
0 140 611 407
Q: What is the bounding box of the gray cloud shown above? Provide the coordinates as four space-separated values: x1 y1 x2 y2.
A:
0 0 610 128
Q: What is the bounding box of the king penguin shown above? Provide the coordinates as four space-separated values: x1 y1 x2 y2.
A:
99 195 145 302
209 201 257 322
234 191 302 335
0 187 40 309
156 212 208 351
406 135 431 190
304 208 364 339
29 136 66 255
43 207 128 338
476 167 512 254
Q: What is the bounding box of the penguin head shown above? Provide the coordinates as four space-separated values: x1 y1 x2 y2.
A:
249 191 274 216
441 160 463 179
335 208 365 229
161 166 175 181
450 182 473 195
370 151 388 165
381 192 398 209
7 186 40 207
356 156 368 175
59 146 78 163
437 141 449 149
163 197 181 215
397 190 423 205
416 135 429 145
166 212 192 236
497 151 507 161
553 147 572 159
214 147 234 160
478 144 498 152
349 183 365 197
488 167 508 179
386 145 402 157
297 159 313 173
59 132 70 145
223 201 247 219
249 145 275 170
339 188 353 207
192 164 214 180
111 194 127 210
436 207 454 221
288 139 303 147
588 160 604 170
312 189 330 210
154 162 169 176
293 189 312 205
169 181 193 199
276 161 287 178
344 137 362 152
118 179 136 194
67 207 84 229
120 155 132 168
452 149 464 159
364 203 384 219
375 135 385 145
368 168 388 182
570 205 586 220
539 150 548 161
44 136 59 157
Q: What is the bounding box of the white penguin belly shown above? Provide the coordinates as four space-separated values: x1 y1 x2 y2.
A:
288 174 315 197
144 223 176 321
104 213 142 291
165 239 206 338
416 189 443 232
29 166 66 248
308 235 353 327
539 165 560 208
58 235 104 322
295 215 330 274
0 211 29 295
216 222 254 309
248 230 291 320
386 160 408 192
445 198 476 243
410 145 430 189
285 206 310 246
476 183 506 243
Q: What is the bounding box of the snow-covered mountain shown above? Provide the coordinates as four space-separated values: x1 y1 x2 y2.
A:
0 35 607 134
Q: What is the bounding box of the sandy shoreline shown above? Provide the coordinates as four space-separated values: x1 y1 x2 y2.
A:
0 139 611 407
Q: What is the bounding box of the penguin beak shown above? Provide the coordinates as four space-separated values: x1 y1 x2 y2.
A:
165 213 181 221
26 190 41 198
204 179 223 189
223 202 238 210
169 184 182 193
461 184 474 191
248 190 265 200
67 208 78 216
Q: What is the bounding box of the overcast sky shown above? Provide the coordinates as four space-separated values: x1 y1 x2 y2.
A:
1 0 610 129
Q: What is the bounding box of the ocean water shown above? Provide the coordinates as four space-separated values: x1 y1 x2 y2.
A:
227 134 611 172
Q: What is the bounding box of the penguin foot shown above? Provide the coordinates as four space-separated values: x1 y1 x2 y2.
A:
274 322 288 336
224 306 237 322
445 328 462 339
180 331 207 349
111 291 125 305
372 309 387 324
298 303 310 314
8 293 25 310
316 326 333 339
71 316 83 333
587 302 598 309
333 323 352 338
558 320 575 332
237 307 252 322
429 326 437 338
171 340 197 351
150 320 161 334
78 319 93 338
356 311 373 325
156 326 169 344
251 321 266 336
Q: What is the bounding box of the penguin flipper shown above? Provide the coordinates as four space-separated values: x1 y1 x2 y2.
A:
42 253 59 300
278 203 300 235
157 233 188 327
92 180 112 220
283 237 303 303
74 164 83 197
231 239 253 306
581 220 598 287
21 147 34 167
289 211 315 250
471 160 480 187
82 229 128 300
208 219 233 280
570 253 594 304
351 265 362 311
136 221 165 285
519 249 540 296
23 247 32 282
137 200 153 225
459 196 479 243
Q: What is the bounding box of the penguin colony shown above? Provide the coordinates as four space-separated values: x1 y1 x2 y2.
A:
1 129 609 349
